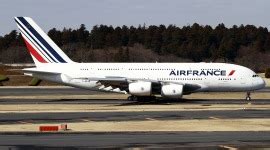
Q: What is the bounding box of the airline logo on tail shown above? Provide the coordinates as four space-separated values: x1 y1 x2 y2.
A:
14 17 72 64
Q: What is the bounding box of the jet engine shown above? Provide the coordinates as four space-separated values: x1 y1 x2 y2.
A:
129 82 152 96
161 84 183 98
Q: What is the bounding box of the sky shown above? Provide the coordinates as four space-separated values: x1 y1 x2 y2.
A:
1 0 270 36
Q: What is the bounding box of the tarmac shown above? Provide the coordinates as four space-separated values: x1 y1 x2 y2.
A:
0 86 269 149
0 132 269 149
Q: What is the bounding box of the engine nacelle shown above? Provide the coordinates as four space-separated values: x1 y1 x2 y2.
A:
161 84 183 98
129 82 152 96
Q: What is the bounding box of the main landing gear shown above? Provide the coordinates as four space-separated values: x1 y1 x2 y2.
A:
127 95 156 101
246 92 251 101
128 95 137 101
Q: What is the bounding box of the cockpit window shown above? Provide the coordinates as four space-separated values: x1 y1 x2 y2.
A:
252 75 259 77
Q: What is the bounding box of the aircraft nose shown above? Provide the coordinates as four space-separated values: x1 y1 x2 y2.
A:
258 78 266 89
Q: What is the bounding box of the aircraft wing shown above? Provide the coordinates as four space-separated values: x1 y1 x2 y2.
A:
75 76 159 92
76 76 201 94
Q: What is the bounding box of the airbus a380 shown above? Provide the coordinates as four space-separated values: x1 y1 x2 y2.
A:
14 17 265 101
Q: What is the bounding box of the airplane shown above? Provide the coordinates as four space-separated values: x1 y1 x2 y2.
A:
14 17 265 101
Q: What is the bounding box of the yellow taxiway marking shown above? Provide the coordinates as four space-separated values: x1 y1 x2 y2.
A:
145 118 157 121
17 121 31 124
209 117 220 120
80 119 91 122
219 145 237 150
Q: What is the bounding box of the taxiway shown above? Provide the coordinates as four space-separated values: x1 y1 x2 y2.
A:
0 86 269 149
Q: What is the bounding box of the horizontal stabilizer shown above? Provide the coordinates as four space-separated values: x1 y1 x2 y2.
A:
22 68 60 75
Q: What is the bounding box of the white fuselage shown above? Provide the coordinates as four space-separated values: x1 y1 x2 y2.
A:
29 62 265 94
15 17 266 98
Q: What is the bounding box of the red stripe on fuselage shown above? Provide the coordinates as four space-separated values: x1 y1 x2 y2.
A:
22 37 47 63
228 70 235 76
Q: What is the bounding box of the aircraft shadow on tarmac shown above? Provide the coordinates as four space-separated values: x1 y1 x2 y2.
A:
43 98 263 106
112 98 259 106
0 98 262 106
51 98 205 103
116 99 241 106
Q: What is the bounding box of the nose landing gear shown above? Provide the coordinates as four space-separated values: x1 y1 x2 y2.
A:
246 92 251 101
